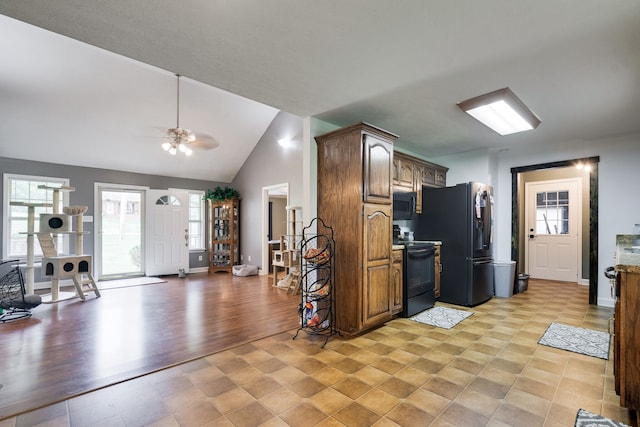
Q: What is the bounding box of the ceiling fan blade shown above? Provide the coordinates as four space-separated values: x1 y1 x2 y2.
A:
191 134 220 151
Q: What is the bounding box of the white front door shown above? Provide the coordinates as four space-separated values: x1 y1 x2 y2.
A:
145 189 189 276
525 179 580 282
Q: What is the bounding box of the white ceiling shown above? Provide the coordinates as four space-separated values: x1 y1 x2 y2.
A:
1 1 639 182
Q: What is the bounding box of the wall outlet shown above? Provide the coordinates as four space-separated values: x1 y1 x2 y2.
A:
248 255 251 262
241 255 244 261
198 255 203 261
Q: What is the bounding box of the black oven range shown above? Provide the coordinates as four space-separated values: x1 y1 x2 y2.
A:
398 241 436 317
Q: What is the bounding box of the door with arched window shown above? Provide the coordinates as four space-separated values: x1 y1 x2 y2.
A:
145 189 189 276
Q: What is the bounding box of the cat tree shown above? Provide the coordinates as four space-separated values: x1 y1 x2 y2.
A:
33 185 100 302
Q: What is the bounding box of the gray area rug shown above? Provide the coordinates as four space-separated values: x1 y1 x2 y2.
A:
574 408 630 427
410 306 473 329
538 322 610 360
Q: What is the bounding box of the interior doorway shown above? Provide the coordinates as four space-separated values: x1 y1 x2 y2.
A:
511 156 599 304
261 183 289 274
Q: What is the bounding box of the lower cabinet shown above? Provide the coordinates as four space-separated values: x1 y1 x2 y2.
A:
434 244 441 299
614 268 640 411
392 249 403 314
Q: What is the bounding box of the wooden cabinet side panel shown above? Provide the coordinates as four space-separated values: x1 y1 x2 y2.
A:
392 249 403 314
434 244 441 299
316 132 363 335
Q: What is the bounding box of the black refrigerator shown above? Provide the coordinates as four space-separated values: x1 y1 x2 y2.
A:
415 182 494 306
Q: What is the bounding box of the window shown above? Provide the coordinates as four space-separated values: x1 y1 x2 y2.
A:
188 191 205 251
3 174 70 260
535 190 569 235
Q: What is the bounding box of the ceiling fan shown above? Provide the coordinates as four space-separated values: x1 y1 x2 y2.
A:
162 73 195 156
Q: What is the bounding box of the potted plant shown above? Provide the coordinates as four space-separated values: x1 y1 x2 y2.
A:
203 186 239 202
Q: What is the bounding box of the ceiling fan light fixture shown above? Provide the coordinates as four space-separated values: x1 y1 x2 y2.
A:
457 87 541 136
162 74 196 155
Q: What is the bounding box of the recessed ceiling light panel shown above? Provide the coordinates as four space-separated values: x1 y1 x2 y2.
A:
458 87 541 136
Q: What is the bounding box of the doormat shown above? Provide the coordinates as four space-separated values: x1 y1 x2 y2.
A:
410 306 473 329
98 277 167 290
574 409 630 427
538 322 610 360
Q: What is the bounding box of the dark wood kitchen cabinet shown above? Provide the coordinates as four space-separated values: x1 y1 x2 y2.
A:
392 248 403 315
392 152 448 214
614 267 640 412
316 122 397 335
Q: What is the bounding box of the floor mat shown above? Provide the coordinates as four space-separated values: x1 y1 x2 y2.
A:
98 276 167 290
574 409 630 427
410 306 473 329
538 322 610 359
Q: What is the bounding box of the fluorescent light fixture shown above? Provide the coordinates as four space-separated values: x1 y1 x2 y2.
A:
457 87 541 136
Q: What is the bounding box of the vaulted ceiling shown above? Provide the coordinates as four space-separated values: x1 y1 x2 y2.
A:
1 1 639 182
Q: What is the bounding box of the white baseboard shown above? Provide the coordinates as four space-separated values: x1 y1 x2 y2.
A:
597 296 615 308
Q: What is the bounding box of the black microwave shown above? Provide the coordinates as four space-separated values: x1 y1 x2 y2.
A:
393 191 416 220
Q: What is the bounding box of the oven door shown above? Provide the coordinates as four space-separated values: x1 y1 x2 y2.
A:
405 245 435 297
402 244 436 317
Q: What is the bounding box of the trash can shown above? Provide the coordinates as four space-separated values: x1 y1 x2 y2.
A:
517 273 530 293
493 261 516 297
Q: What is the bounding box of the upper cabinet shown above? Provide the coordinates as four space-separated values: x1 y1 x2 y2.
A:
392 152 448 213
363 135 394 204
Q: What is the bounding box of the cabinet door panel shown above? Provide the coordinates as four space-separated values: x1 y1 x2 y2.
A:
364 264 392 325
363 204 392 327
364 207 391 262
363 135 393 204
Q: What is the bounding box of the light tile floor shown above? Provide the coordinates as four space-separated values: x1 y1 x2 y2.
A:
3 280 635 427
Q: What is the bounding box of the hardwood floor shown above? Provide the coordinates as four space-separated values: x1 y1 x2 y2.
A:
0 272 300 419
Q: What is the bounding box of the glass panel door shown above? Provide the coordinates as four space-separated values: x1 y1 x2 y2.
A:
97 187 144 278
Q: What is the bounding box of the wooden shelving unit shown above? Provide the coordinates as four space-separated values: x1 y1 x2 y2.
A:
209 199 240 273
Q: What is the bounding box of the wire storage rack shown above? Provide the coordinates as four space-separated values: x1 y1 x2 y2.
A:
293 217 337 347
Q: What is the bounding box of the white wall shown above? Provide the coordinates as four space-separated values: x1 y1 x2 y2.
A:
432 133 640 307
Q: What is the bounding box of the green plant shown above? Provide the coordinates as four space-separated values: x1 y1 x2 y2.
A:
203 186 239 202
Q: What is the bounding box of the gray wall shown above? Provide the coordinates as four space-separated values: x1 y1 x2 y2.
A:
0 156 226 270
232 111 303 268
